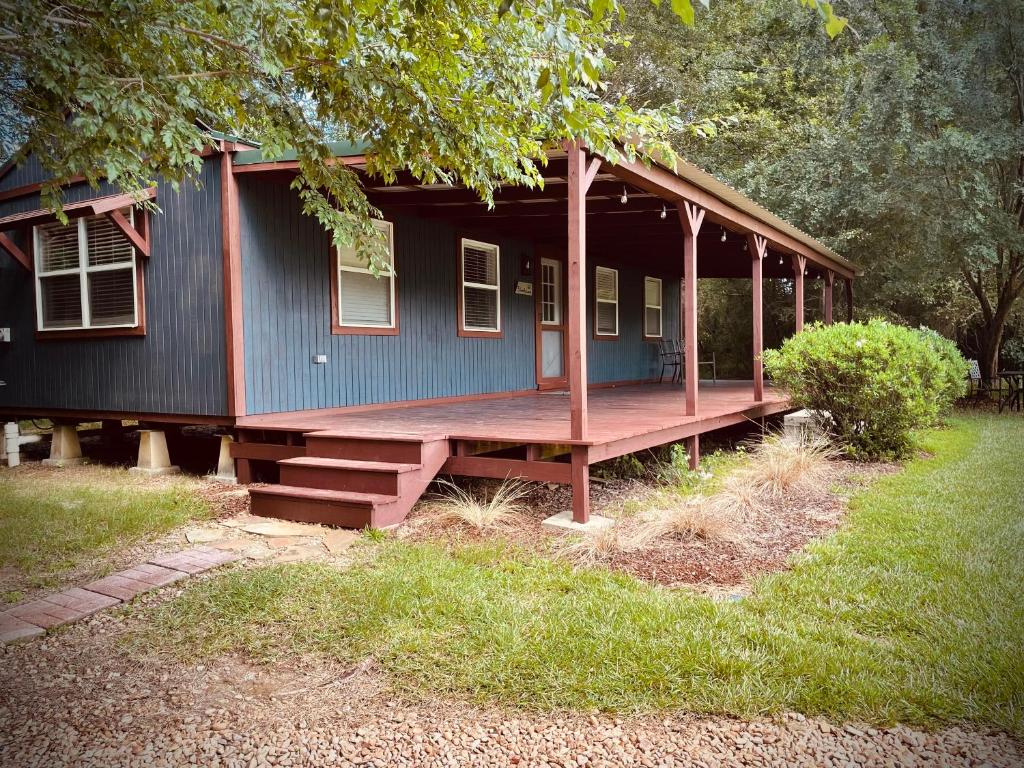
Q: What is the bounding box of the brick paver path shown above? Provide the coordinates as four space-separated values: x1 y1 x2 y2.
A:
0 547 240 645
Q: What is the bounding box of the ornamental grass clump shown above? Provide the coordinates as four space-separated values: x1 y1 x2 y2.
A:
425 479 529 531
763 320 969 460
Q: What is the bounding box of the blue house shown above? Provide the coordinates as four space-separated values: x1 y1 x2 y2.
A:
0 134 857 527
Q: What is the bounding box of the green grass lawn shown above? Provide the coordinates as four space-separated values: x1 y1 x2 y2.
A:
134 414 1024 732
0 466 210 595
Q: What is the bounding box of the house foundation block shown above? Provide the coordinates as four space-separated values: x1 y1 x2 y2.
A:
130 430 180 476
41 425 84 467
783 409 828 440
212 434 237 484
541 510 615 534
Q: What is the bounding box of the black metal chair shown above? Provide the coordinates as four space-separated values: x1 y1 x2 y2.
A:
658 339 681 384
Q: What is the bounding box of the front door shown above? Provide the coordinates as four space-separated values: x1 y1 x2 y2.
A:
535 254 568 389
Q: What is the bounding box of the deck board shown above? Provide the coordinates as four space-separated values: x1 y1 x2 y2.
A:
236 382 791 447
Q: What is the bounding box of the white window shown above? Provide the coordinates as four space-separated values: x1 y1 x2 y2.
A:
33 211 139 331
460 238 501 334
644 276 663 338
594 266 618 337
336 219 396 330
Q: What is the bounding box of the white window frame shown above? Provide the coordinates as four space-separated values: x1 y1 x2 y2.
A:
540 257 561 326
594 265 619 338
459 237 501 334
33 210 139 332
644 276 663 339
336 219 397 329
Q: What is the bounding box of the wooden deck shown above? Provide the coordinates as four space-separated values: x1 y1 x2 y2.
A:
238 381 790 457
235 382 791 528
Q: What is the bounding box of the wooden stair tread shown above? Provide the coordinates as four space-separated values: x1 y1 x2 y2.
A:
305 430 447 442
278 456 421 473
249 485 398 506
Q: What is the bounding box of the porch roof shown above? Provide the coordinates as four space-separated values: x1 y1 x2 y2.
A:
231 144 856 281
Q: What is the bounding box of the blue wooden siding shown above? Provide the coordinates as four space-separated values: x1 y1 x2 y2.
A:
0 160 228 416
0 153 47 192
239 180 681 414
587 267 679 384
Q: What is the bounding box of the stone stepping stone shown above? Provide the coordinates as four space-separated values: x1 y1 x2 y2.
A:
6 587 119 629
0 613 45 644
147 547 241 575
84 564 186 601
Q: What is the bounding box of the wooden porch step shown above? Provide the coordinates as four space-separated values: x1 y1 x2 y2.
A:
249 484 398 528
249 437 451 529
303 434 428 463
278 456 421 495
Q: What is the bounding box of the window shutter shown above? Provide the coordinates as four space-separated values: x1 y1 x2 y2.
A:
37 221 80 272
86 212 135 266
340 271 392 326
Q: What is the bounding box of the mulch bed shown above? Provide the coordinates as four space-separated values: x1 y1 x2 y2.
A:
403 460 901 592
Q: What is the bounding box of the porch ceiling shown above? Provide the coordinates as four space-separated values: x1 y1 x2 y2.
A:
234 151 853 281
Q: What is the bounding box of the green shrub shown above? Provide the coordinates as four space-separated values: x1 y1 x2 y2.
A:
913 326 970 417
763 320 968 460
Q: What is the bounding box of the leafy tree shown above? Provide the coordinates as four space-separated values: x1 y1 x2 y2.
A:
0 0 844 265
611 0 1024 380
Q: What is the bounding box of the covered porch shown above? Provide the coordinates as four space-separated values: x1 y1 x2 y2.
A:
227 142 857 527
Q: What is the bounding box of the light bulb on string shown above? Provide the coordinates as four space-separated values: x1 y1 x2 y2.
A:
620 186 628 205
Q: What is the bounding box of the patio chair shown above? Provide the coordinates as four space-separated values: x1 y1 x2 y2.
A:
682 349 717 384
658 339 681 384
966 359 993 405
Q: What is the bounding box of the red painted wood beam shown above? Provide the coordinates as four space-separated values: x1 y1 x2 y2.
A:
793 254 807 333
600 155 856 280
566 141 589 444
678 201 705 417
845 277 854 323
748 234 767 402
0 231 30 270
106 209 150 257
570 445 590 524
221 144 247 417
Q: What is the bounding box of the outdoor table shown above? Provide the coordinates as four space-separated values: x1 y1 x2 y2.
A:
997 370 1024 413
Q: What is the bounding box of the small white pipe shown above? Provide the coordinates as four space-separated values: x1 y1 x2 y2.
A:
3 422 42 468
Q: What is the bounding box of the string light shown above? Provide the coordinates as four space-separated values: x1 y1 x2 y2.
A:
660 203 667 220
720 229 727 242
778 256 784 265
620 186 628 205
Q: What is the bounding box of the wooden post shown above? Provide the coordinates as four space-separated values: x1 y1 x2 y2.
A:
748 234 767 401
566 141 590 443
570 445 590 523
566 142 600 523
687 435 700 471
678 201 705 416
845 278 854 323
823 270 834 324
792 254 807 333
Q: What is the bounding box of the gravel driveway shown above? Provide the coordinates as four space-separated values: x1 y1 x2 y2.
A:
1 609 1020 768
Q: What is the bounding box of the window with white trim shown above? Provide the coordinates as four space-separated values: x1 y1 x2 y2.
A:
644 276 663 338
336 219 396 330
460 238 501 334
33 210 139 331
594 266 618 337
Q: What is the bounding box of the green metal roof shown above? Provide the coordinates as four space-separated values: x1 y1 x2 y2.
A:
233 140 370 165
